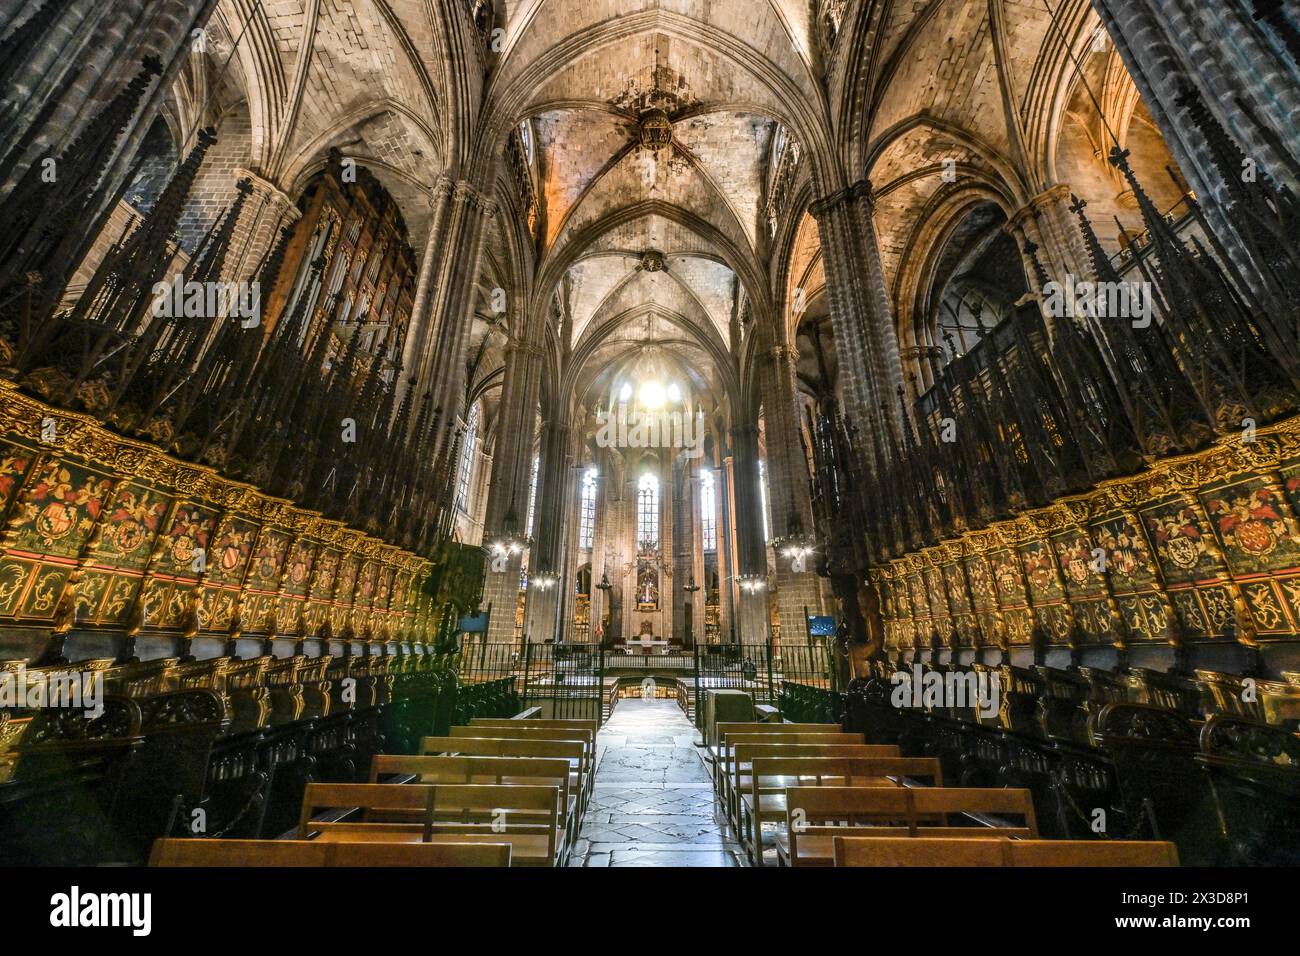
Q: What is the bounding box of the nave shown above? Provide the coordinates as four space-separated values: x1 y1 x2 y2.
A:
569 699 741 867
2 0 1300 901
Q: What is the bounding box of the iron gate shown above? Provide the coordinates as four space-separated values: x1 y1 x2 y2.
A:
691 642 773 729
521 643 606 725
691 638 835 728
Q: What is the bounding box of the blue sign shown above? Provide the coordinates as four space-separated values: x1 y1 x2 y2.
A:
460 612 489 633
807 615 836 637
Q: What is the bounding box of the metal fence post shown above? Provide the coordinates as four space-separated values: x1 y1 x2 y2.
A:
693 644 702 730
596 647 606 728
521 640 534 712
765 637 776 709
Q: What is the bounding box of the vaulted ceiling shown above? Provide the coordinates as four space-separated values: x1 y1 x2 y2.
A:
195 0 1169 418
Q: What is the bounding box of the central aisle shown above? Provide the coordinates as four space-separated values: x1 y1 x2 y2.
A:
568 698 744 866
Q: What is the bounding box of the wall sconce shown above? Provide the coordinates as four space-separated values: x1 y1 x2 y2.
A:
737 573 767 595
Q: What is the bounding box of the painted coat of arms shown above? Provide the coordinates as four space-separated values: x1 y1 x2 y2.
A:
1203 483 1300 572
15 466 113 556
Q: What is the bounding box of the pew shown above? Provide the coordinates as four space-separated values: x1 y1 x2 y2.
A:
449 725 594 808
839 653 1300 859
297 782 437 842
707 722 843 787
776 786 1038 867
1090 702 1225 864
149 837 512 866
832 836 1179 867
723 741 897 825
298 781 563 865
420 735 587 816
743 756 942 864
423 783 562 866
1197 715 1300 864
715 731 869 813
370 754 576 856
471 718 597 732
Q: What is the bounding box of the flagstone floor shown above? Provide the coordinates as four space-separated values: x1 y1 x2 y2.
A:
568 698 746 867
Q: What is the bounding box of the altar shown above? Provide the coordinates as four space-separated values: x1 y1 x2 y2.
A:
621 638 670 655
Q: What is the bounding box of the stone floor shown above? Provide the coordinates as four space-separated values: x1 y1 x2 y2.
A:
568 698 745 867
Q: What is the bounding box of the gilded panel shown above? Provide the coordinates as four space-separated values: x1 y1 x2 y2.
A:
1139 499 1225 584
1050 530 1106 600
19 563 69 619
0 443 36 514
311 548 342 600
941 562 970 614
1017 539 1063 603
282 538 318 598
9 462 114 558
91 572 139 624
962 554 996 611
1003 607 1033 645
355 559 378 609
92 481 169 570
159 504 220 578
1090 513 1159 594
1199 478 1300 574
206 515 258 586
0 559 34 616
989 548 1026 605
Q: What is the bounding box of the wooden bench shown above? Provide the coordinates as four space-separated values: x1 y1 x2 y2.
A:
451 724 595 809
371 754 576 858
715 731 868 810
832 836 1179 867
424 783 562 867
149 838 511 867
708 722 843 786
743 757 943 864
297 782 437 843
420 735 588 822
777 786 1038 867
297 782 563 865
723 740 897 824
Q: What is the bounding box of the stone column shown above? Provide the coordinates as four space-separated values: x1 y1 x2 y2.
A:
1 0 217 191
721 452 738 641
759 343 824 645
398 179 453 407
621 470 637 642
712 444 733 647
1005 184 1090 288
809 180 907 432
672 453 698 645
588 454 609 642
399 180 495 457
523 419 572 642
226 169 302 283
731 422 770 646
480 339 542 646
